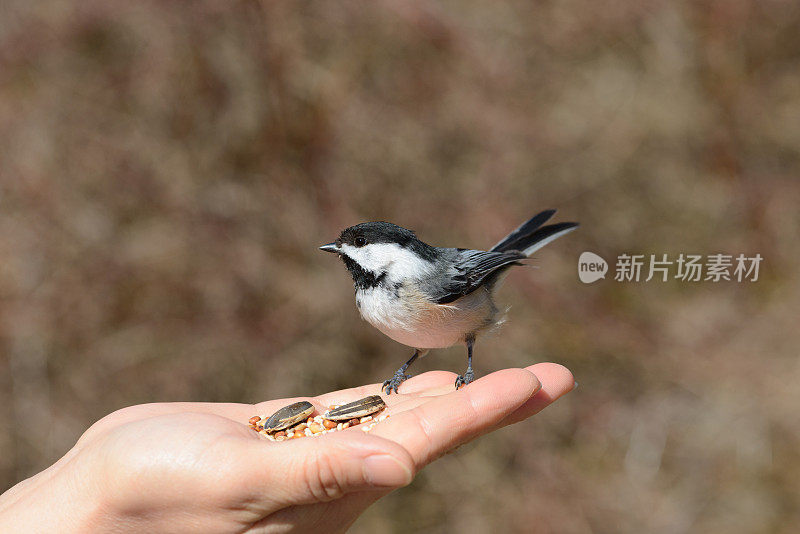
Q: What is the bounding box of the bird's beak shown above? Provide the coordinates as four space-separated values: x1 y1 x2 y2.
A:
319 242 339 253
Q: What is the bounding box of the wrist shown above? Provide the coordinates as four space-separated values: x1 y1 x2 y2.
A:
0 448 107 533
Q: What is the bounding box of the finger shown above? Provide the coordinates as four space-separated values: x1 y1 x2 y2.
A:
314 371 458 410
346 364 573 424
369 368 541 467
239 431 414 510
314 384 384 407
258 490 392 533
498 363 575 427
395 370 458 395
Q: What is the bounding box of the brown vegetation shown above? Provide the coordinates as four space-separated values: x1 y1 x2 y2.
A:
1 1 799 532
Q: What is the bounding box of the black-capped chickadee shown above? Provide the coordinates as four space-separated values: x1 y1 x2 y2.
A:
320 210 578 394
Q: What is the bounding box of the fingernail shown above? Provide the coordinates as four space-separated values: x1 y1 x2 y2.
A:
363 454 413 487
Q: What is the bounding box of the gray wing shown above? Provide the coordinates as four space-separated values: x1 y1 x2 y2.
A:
429 249 525 305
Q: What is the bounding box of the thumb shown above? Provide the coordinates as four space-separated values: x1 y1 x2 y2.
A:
249 431 415 506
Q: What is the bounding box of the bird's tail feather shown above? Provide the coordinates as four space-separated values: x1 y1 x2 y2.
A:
490 209 555 252
491 210 579 256
517 222 579 256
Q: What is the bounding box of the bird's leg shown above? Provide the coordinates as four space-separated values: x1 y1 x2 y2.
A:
455 336 476 389
382 349 423 395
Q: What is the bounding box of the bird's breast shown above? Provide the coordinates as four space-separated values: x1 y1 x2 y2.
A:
354 282 498 349
355 284 408 329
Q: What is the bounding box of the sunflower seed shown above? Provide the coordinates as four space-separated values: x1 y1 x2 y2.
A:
262 401 315 432
323 395 386 421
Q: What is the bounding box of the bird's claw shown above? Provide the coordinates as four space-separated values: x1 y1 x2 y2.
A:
382 371 412 395
454 369 475 389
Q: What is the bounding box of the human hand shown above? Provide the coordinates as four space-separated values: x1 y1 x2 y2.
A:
0 363 574 533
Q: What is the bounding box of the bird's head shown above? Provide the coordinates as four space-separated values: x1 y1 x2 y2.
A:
320 222 438 288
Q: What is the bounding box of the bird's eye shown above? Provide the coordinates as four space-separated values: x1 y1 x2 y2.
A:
354 236 367 247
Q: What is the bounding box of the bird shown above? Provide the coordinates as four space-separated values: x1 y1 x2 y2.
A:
319 209 578 394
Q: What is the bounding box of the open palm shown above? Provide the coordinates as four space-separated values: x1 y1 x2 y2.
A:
50 363 573 533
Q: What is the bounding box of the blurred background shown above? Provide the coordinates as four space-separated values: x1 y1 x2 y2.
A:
1 1 799 532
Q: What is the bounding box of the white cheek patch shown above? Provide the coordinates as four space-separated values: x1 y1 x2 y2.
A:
340 243 435 282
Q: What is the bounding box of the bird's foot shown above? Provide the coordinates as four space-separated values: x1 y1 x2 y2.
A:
454 369 475 390
382 371 412 395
